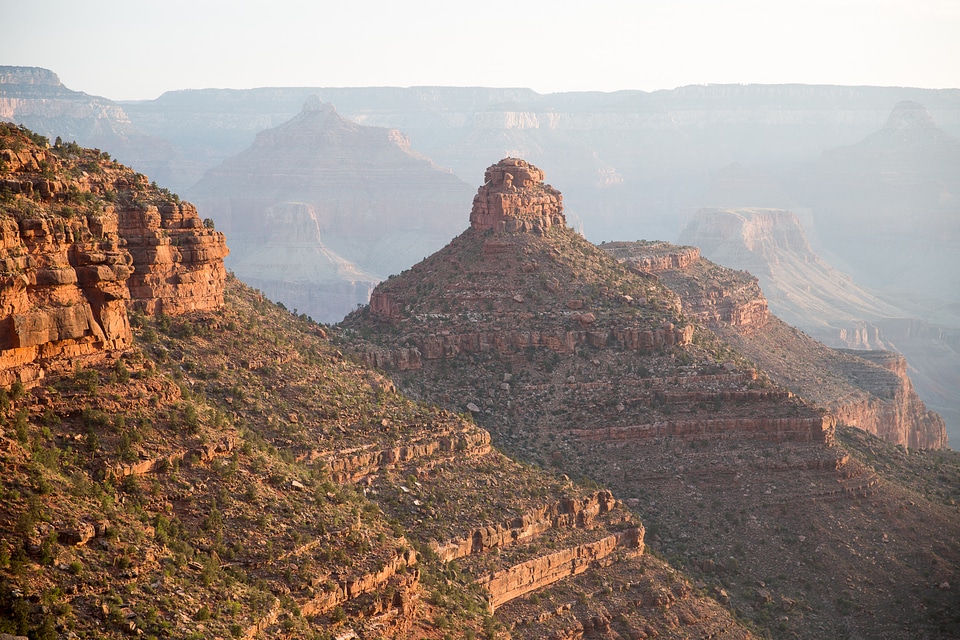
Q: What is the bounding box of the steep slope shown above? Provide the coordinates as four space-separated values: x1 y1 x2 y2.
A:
0 135 752 639
188 97 475 323
343 158 960 639
677 206 960 446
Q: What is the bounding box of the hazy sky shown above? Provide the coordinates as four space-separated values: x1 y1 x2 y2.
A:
3 0 959 100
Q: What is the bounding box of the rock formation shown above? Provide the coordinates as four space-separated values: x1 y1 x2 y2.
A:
677 206 958 445
187 97 475 322
469 158 565 235
119 198 228 316
341 158 959 638
343 160 826 452
0 123 227 386
678 208 901 348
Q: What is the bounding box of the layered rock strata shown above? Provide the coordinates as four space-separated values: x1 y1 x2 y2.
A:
0 124 227 386
432 490 619 562
829 349 947 449
477 527 644 611
0 207 132 386
602 241 770 333
469 158 565 235
119 200 228 315
605 240 947 449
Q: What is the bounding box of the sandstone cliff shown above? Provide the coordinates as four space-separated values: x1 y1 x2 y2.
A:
0 123 227 386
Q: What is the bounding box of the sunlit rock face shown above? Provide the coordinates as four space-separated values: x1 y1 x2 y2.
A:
0 123 228 386
469 158 565 235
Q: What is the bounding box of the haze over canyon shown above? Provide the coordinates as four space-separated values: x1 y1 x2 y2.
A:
1 63 959 640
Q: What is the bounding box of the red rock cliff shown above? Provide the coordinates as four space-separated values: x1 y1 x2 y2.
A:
470 158 565 235
118 199 228 315
0 124 227 386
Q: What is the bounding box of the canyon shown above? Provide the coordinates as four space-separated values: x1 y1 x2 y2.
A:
1 130 762 639
2 75 960 638
4 69 956 437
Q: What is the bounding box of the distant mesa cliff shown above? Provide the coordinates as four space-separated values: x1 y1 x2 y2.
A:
0 65 181 190
0 123 227 386
188 97 475 323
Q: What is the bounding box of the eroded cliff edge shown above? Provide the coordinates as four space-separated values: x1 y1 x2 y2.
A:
601 241 946 449
0 124 228 386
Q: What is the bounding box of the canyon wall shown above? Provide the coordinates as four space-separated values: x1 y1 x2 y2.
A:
0 123 227 386
677 207 955 447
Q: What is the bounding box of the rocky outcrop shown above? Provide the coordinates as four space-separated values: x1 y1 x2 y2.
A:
602 242 701 273
470 158 564 235
432 491 619 562
677 207 900 346
322 427 491 483
476 528 644 611
828 350 947 449
0 177 133 385
119 199 228 315
0 124 228 386
359 325 693 367
298 547 417 617
104 435 237 482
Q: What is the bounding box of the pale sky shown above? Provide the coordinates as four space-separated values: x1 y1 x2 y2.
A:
3 0 959 100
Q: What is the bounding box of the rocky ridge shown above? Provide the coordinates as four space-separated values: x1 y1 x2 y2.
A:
342 159 959 638
603 241 947 450
0 124 227 387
